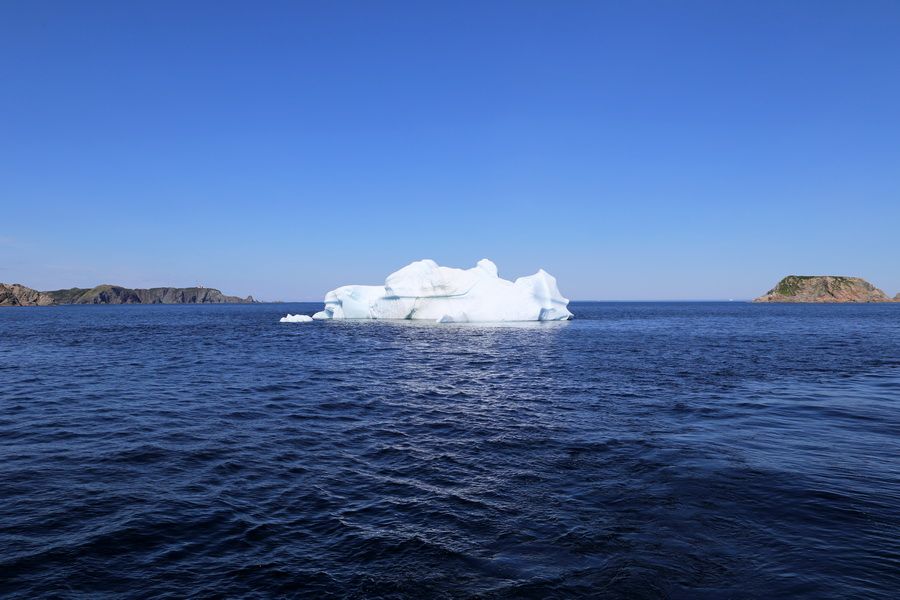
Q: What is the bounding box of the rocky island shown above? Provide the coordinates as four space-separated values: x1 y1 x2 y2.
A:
1 283 255 307
754 276 897 303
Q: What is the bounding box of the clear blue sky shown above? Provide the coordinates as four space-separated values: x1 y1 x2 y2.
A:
2 1 898 300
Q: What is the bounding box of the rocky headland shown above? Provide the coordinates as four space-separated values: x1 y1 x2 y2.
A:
0 284 55 307
754 276 897 303
1 283 255 307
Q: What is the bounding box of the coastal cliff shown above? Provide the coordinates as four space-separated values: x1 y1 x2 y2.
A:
0 283 55 307
754 276 895 303
1 283 255 306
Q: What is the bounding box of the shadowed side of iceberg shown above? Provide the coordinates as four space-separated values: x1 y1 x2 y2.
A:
311 259 573 322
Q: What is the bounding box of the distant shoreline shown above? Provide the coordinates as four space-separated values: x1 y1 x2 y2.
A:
0 283 255 307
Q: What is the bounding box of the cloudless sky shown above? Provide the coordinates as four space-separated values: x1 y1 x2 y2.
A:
2 1 899 300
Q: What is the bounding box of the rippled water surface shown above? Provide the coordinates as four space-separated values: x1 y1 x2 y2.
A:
1 302 898 598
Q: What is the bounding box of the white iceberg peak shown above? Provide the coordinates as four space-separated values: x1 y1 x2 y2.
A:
476 258 498 277
312 259 573 323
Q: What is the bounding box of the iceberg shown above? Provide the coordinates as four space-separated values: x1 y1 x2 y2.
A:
280 314 313 323
312 259 573 323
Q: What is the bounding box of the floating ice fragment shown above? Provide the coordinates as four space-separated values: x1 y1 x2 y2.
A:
312 259 572 322
280 314 313 323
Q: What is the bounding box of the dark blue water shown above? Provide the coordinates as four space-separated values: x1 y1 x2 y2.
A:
1 302 898 599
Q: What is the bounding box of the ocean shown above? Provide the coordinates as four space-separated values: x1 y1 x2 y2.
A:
1 302 898 598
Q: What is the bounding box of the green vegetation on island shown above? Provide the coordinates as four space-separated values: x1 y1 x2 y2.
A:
754 275 897 303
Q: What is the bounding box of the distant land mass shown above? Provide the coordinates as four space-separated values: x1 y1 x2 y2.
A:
754 276 897 303
0 283 255 307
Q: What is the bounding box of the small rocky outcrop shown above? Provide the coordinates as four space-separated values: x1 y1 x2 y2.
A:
0 283 55 307
754 276 894 303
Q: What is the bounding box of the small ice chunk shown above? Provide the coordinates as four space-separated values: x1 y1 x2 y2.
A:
280 314 313 323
